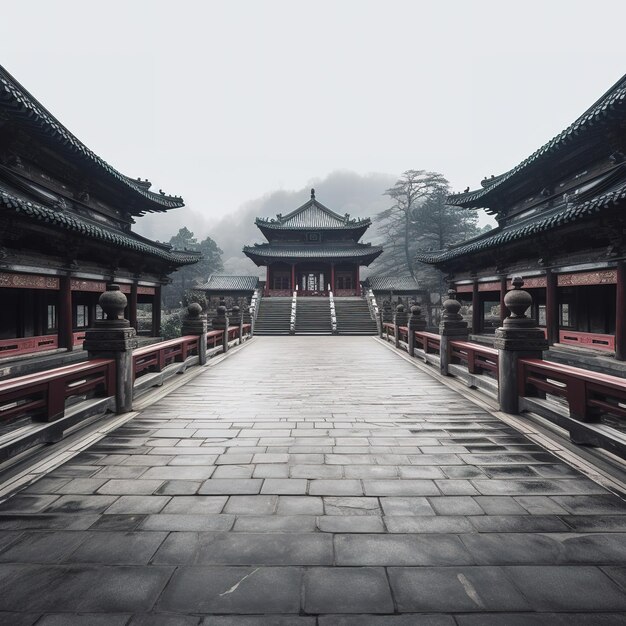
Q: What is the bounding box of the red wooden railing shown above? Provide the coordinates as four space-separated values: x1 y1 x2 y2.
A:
133 336 200 379
0 334 58 357
0 359 115 422
381 319 626 457
558 330 615 352
519 358 626 422
206 329 224 349
415 331 442 354
449 340 499 379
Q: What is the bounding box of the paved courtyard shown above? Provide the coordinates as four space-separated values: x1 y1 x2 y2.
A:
0 336 625 624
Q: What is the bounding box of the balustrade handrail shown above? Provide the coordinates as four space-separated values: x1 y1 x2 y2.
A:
519 357 626 422
449 339 498 358
133 335 199 358
0 358 116 422
133 335 200 379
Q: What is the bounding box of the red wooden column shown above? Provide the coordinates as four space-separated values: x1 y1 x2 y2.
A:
499 276 508 323
152 285 162 337
129 283 138 331
616 261 626 361
355 265 361 296
471 281 480 334
59 276 73 351
546 269 558 346
265 266 270 296
291 263 296 292
331 263 335 292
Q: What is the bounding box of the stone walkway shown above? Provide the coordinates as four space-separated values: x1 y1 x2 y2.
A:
0 336 625 624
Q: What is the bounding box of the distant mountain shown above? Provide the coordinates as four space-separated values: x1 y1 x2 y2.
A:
138 170 395 277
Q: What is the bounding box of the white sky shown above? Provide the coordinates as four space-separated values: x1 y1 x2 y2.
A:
2 0 626 239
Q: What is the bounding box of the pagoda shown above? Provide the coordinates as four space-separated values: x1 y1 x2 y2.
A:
243 189 382 296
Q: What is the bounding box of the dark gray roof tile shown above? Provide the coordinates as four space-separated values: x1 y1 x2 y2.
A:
199 275 259 291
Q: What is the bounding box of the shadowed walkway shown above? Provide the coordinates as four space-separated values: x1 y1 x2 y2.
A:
0 336 625 623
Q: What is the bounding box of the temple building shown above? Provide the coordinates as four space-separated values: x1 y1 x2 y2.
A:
199 274 259 309
417 73 626 365
0 65 199 359
243 190 382 296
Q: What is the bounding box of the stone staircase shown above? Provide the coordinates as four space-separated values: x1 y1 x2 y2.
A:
295 297 332 335
254 297 292 335
334 297 378 335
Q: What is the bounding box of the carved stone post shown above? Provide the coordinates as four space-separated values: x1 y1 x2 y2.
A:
407 303 427 357
181 303 208 365
495 277 548 413
230 305 243 344
439 289 469 376
393 304 408 348
211 305 229 354
84 284 138 414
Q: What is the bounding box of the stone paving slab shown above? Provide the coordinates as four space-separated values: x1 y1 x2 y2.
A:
0 336 625 621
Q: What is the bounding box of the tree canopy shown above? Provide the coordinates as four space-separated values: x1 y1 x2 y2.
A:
163 228 224 308
374 169 487 295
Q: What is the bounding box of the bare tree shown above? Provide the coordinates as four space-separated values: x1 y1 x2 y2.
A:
378 170 448 279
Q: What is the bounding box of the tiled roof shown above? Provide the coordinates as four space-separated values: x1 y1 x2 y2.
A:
0 185 199 266
448 74 626 209
243 243 383 263
365 276 422 292
199 275 259 291
416 178 626 265
256 195 370 230
0 65 184 214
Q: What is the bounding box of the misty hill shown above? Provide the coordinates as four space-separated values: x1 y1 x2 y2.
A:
137 170 396 277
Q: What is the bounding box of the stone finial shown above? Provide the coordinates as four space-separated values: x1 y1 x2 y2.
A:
311 188 315 199
216 305 227 318
186 302 202 319
408 303 427 332
394 303 408 327
504 276 532 320
442 289 463 321
99 284 127 321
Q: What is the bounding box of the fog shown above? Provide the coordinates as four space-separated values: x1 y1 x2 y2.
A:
2 0 626 269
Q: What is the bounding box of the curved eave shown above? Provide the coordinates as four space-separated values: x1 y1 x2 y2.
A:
416 180 626 266
0 187 199 266
256 222 370 241
0 65 184 214
242 245 382 267
446 78 626 209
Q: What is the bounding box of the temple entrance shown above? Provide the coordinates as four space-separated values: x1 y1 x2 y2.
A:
299 271 326 295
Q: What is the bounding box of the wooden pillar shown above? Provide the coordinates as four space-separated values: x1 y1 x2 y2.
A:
616 261 626 361
499 276 508 323
152 285 162 337
291 263 296 292
88 296 97 328
265 266 270 296
471 281 480 334
355 265 361 296
59 276 73 351
129 283 138 331
546 269 558 346
331 263 335 292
